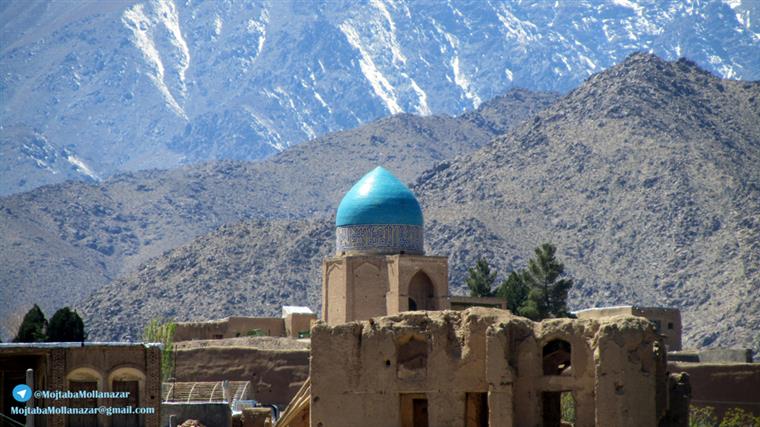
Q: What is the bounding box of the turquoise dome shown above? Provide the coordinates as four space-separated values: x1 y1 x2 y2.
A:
336 166 423 227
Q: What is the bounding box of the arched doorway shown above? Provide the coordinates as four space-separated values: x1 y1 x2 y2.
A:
108 367 146 427
408 271 436 311
66 368 103 427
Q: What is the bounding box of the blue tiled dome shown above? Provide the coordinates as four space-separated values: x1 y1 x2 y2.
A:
336 166 423 227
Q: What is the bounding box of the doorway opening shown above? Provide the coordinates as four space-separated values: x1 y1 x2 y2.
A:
541 391 575 427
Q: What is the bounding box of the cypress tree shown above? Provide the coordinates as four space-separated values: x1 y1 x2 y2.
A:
13 304 47 342
47 307 86 342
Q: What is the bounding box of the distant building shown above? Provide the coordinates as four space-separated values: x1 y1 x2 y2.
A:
174 307 316 342
574 305 682 351
449 296 507 311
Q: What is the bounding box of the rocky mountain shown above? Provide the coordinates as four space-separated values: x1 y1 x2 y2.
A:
80 54 760 354
0 89 556 338
2 0 758 194
416 53 760 352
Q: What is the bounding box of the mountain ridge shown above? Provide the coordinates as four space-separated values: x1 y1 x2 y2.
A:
2 0 758 194
0 89 558 338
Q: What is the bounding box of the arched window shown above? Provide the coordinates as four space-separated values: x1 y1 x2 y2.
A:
542 339 572 375
66 368 103 427
408 271 435 311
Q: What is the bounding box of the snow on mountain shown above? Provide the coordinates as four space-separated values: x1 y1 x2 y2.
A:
1 0 758 195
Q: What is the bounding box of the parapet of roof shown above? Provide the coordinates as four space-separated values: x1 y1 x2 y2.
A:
572 305 634 315
0 342 162 349
572 305 680 315
282 306 314 317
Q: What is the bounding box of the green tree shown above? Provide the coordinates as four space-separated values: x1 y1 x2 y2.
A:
517 243 573 320
466 258 497 297
47 307 86 342
144 319 176 381
13 304 48 342
496 271 529 313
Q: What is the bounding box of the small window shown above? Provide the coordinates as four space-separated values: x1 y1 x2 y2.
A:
651 320 662 333
667 322 674 330
212 334 223 339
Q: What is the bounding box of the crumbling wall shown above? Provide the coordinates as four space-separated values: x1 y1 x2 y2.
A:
594 316 661 426
309 308 665 427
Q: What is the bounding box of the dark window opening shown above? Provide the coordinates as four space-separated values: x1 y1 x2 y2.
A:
542 391 575 427
543 339 572 376
397 336 428 379
667 322 674 330
651 320 662 333
408 298 418 311
465 392 489 427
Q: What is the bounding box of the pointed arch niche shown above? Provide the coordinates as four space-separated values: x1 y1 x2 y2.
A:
407 271 436 311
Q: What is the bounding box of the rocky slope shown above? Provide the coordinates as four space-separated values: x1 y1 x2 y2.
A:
416 53 760 352
2 0 758 194
81 54 760 354
0 90 556 338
